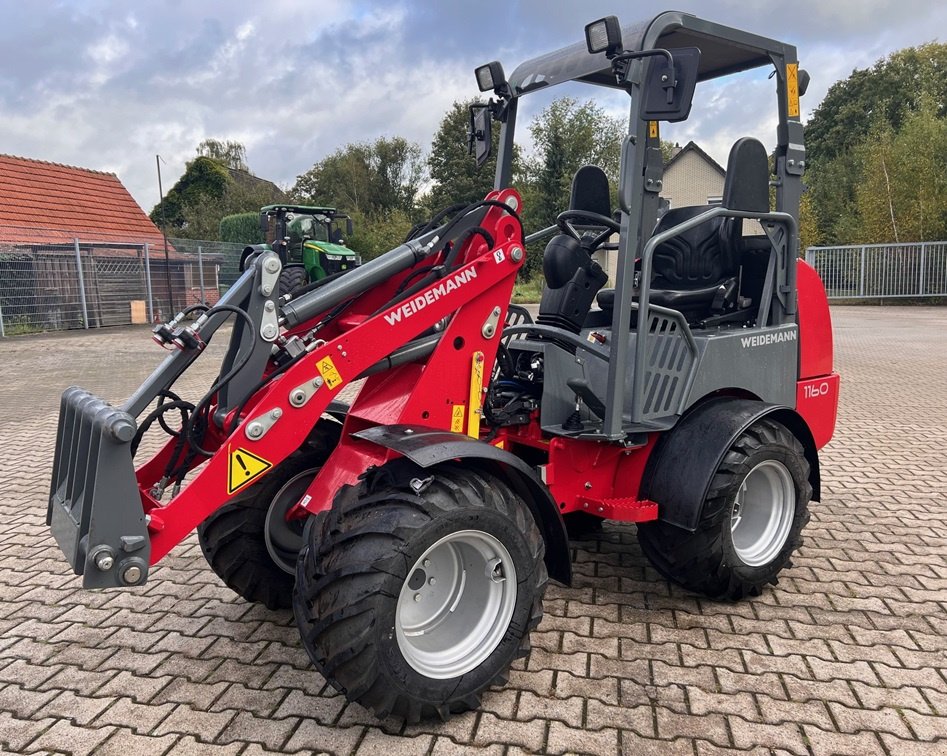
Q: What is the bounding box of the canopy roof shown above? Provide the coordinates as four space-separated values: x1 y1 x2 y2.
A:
506 10 792 96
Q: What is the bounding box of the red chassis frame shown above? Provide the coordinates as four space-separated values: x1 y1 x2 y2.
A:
135 191 840 568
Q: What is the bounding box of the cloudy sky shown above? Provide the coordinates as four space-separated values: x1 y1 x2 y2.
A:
2 0 945 214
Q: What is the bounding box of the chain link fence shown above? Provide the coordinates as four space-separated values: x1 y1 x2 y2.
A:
805 242 947 300
0 229 245 337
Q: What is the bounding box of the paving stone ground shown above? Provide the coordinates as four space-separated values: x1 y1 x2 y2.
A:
0 305 945 755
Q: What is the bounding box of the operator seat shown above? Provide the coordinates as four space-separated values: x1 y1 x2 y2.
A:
596 137 770 324
536 166 610 333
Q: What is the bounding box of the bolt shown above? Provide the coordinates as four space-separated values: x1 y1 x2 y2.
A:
414 593 422 602
122 565 142 584
264 257 281 273
270 408 282 419
262 324 277 339
246 422 264 439
646 178 654 186
661 74 669 82
290 390 307 406
504 195 519 211
95 552 113 571
510 247 524 262
428 577 436 586
423 559 431 568
312 377 324 388
584 482 592 490
788 159 796 167
264 301 275 312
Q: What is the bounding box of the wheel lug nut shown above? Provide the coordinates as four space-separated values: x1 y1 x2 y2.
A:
428 577 436 586
414 593 422 602
423 559 431 567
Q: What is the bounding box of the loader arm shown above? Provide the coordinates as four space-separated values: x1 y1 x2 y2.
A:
48 190 526 587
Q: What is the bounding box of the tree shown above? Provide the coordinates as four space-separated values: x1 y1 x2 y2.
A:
197 139 249 171
151 141 285 240
516 98 625 277
291 137 423 216
427 99 502 211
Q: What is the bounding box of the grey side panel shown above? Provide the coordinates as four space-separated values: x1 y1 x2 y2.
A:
640 396 816 531
353 424 572 585
684 324 799 409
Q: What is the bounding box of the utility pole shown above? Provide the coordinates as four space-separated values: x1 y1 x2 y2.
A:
156 155 174 319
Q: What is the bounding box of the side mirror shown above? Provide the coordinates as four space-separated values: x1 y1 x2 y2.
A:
468 104 492 168
641 47 700 123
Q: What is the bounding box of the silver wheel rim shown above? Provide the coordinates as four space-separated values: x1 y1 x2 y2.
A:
730 460 796 567
395 529 517 679
264 468 318 574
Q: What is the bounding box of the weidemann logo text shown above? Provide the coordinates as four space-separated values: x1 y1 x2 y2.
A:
741 330 797 348
384 268 478 325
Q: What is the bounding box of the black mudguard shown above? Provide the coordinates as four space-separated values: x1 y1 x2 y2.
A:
641 396 820 532
353 424 572 585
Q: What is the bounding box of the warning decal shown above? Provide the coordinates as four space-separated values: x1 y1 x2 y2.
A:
786 63 800 118
648 121 659 139
317 355 344 389
450 405 465 433
228 448 273 494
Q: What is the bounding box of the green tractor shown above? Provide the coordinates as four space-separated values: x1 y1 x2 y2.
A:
259 204 361 296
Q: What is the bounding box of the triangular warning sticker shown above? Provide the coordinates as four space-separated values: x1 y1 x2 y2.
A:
228 448 273 494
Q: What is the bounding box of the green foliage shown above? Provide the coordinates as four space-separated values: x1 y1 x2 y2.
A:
292 137 423 216
427 98 502 211
804 43 947 244
151 142 285 240
516 98 625 278
197 139 249 171
219 212 264 244
344 209 416 262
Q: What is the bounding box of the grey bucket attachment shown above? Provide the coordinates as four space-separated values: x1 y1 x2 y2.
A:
47 386 150 588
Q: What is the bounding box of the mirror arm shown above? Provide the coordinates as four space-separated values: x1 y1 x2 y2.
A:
610 48 675 94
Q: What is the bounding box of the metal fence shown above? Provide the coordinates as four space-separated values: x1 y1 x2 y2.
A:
805 241 947 300
0 232 245 337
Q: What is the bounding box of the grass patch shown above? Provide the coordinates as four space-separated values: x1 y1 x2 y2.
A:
513 276 544 304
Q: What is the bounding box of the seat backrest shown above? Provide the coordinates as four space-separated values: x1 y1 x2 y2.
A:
651 137 770 291
569 165 611 216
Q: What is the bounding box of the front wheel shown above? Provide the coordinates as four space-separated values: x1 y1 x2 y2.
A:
637 418 812 600
293 462 546 722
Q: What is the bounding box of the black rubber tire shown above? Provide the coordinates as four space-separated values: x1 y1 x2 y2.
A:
198 421 339 610
637 418 811 600
278 265 309 298
293 461 547 723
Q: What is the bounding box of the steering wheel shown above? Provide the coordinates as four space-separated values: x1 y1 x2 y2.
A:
556 209 621 251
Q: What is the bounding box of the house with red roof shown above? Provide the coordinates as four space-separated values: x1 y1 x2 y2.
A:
0 155 215 332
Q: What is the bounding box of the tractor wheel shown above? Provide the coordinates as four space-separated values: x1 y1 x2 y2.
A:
293 462 546 722
637 418 811 600
278 265 309 298
197 421 339 610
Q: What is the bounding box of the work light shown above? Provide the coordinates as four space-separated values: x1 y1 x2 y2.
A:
585 16 623 58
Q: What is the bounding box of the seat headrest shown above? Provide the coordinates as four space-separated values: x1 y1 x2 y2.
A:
723 137 769 213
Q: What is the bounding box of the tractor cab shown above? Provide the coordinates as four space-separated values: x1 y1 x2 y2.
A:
259 204 360 289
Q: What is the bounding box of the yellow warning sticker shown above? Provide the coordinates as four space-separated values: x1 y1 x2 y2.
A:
493 440 505 450
648 121 659 139
228 448 273 494
786 63 800 118
450 405 465 433
317 355 344 389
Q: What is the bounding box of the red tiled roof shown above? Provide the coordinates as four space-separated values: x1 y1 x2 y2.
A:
0 154 166 246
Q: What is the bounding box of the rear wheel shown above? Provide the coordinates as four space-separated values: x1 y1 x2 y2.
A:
278 265 309 298
637 418 811 600
293 462 546 722
198 421 339 609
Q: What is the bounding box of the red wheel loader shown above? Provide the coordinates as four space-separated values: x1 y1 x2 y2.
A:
47 11 838 722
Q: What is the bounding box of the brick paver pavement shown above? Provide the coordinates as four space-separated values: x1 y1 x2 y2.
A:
0 306 944 754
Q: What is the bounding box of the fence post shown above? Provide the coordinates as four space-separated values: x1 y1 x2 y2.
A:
198 245 206 304
919 242 927 296
74 238 90 329
859 246 866 298
144 242 154 323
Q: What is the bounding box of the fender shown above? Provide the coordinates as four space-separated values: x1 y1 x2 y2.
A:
353 424 572 585
641 396 820 532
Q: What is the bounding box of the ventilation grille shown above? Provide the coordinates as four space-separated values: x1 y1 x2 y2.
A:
639 313 695 420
